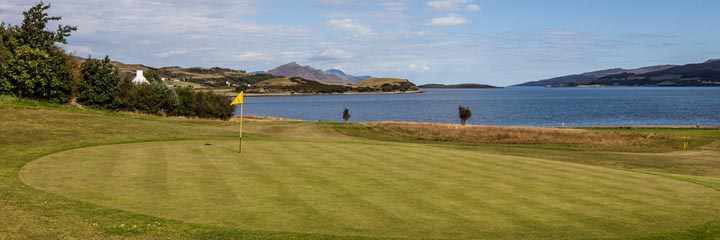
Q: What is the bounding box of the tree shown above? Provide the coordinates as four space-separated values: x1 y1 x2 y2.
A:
0 2 77 103
0 23 10 92
15 2 76 50
343 108 351 122
152 81 178 115
78 56 121 109
144 69 162 83
458 105 472 125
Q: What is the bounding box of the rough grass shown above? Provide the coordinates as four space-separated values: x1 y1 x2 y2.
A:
354 121 708 152
21 140 720 239
253 77 302 87
355 78 409 88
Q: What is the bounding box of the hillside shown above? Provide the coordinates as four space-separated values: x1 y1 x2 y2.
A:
326 69 372 82
589 59 720 86
96 57 281 88
268 62 351 84
89 58 411 92
355 78 420 92
418 83 499 88
516 65 676 87
247 77 419 95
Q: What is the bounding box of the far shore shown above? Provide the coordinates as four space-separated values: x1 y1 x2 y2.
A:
223 90 423 97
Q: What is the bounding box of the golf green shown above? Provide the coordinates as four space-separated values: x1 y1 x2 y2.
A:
20 139 720 239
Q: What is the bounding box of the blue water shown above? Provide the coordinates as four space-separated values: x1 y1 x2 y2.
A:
236 87 720 127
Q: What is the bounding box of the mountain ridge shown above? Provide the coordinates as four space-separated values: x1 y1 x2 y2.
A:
325 69 371 83
515 65 676 87
590 60 720 86
267 62 361 84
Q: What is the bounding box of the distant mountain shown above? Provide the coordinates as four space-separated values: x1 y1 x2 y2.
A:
418 83 499 89
515 65 676 87
267 62 351 84
590 59 720 86
325 69 371 83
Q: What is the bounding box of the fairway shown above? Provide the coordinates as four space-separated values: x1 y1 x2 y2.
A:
20 139 720 239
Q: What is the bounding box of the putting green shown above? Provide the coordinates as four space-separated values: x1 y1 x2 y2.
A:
21 140 720 239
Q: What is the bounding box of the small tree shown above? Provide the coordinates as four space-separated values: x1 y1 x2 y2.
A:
458 105 472 125
78 56 120 109
342 108 351 122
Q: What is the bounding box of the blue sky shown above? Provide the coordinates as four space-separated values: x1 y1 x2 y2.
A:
1 0 719 86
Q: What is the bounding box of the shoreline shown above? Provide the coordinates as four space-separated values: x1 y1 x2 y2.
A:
224 90 423 97
229 116 720 129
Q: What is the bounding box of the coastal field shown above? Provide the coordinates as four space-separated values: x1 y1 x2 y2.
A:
3 95 720 239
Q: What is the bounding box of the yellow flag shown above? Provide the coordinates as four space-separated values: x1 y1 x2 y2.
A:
230 91 244 105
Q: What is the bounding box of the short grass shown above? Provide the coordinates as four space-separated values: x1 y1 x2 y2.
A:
3 95 720 239
20 140 720 239
171 81 208 89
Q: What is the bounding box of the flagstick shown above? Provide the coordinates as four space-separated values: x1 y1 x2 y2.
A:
239 103 243 153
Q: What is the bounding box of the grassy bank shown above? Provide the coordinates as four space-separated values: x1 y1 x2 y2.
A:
2 95 720 239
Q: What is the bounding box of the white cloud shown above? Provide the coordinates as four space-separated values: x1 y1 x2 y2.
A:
154 49 193 58
65 45 97 56
326 19 374 37
544 29 579 36
315 0 366 9
383 1 413 12
409 62 430 71
200 51 274 63
466 4 482 12
427 0 469 11
236 52 271 61
427 14 470 26
154 47 216 58
309 49 354 62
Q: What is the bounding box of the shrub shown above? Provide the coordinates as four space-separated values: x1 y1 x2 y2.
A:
458 105 472 125
78 56 120 109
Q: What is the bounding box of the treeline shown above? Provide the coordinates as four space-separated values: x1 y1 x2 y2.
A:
0 3 233 119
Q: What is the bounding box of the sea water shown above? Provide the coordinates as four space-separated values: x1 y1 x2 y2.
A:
236 87 720 127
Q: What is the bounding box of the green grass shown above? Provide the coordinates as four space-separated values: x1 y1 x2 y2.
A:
19 139 720 239
172 81 209 89
3 95 720 239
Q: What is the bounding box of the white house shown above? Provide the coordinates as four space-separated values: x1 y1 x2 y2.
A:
132 70 149 84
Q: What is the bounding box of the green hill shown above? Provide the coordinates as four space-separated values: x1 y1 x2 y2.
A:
247 77 420 95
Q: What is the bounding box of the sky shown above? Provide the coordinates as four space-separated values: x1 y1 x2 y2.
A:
1 0 719 86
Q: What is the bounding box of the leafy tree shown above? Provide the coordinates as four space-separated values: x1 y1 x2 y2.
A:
15 2 76 50
171 87 197 117
343 108 351 122
144 69 162 83
2 45 73 102
78 56 121 109
0 23 10 92
458 105 472 125
152 81 178 115
0 2 77 103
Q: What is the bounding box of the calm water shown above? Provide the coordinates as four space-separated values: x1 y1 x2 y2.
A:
236 87 720 127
